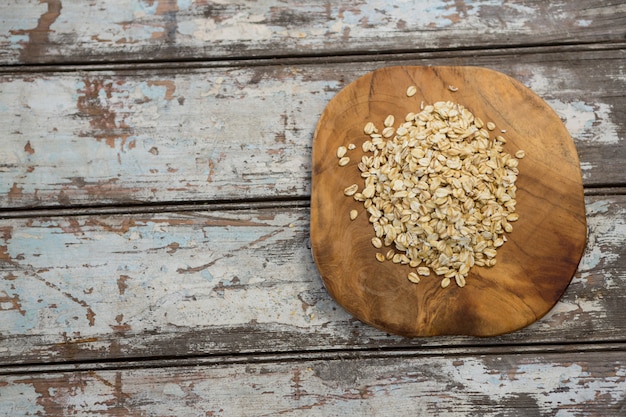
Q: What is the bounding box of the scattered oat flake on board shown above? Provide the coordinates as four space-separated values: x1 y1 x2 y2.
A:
344 184 358 196
408 272 421 283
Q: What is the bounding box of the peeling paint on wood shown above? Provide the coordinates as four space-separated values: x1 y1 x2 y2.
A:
0 351 624 416
1 1 625 414
0 68 337 206
0 196 624 365
0 65 341 208
1 0 625 64
1 49 624 209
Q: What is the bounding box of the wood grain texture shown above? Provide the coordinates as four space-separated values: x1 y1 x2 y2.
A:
1 0 625 65
1 1 624 414
1 48 625 209
1 350 625 416
311 66 586 337
0 195 623 365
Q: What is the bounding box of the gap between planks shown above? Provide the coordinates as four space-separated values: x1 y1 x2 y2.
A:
0 187 624 220
0 41 624 74
1 340 624 377
0 196 311 220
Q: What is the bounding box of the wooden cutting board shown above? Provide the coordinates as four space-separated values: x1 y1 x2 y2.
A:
310 66 587 337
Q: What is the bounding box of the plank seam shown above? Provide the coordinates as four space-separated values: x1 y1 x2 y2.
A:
0 196 311 219
0 41 624 74
1 187 625 219
1 340 624 376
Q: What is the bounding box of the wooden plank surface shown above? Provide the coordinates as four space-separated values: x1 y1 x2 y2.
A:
1 350 625 416
1 194 623 365
1 48 625 209
2 1 626 415
1 0 625 65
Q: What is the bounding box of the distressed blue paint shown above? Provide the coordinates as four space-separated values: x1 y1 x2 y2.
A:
1 213 294 334
138 82 174 106
2 221 114 333
570 101 598 133
0 382 44 416
2 68 336 206
132 0 158 16
177 0 193 10
8 34 28 48
0 1 45 50
579 245 603 272
572 102 595 113
586 200 609 215
200 269 214 281
0 98 8 113
487 375 502 387
344 0 483 30
73 79 86 97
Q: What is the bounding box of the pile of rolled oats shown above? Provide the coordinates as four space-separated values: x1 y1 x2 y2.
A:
338 96 524 288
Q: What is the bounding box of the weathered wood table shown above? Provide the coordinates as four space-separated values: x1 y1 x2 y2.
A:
1 1 625 415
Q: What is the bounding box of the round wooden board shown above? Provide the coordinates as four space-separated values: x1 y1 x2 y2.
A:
310 66 587 337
